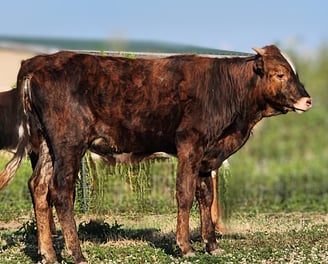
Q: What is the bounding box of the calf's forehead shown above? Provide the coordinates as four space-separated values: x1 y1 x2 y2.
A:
262 48 297 75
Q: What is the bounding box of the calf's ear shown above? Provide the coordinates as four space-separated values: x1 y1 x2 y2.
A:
252 47 265 77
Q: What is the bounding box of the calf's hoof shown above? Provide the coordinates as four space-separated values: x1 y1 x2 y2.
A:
210 247 224 255
39 252 58 264
182 250 196 258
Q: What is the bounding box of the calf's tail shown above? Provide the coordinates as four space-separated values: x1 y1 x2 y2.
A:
0 75 31 190
0 127 28 189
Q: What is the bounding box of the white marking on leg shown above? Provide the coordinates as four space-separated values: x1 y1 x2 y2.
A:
211 170 216 178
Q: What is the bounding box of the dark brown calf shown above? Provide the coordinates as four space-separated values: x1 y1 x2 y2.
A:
0 45 311 263
0 89 20 151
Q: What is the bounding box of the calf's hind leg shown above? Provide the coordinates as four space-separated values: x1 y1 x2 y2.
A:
210 170 225 233
29 151 57 237
28 140 57 263
196 172 223 254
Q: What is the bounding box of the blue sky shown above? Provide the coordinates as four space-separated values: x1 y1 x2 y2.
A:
0 0 327 53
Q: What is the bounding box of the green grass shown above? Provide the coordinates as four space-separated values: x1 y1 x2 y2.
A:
0 213 327 263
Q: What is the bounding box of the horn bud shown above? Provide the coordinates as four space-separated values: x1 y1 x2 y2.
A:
252 47 265 56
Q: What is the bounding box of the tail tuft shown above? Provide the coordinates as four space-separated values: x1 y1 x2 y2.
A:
0 153 23 189
0 129 27 190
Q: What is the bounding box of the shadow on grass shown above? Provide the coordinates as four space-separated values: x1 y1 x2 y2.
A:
0 221 67 263
78 219 180 256
77 219 247 256
22 232 67 263
0 219 247 262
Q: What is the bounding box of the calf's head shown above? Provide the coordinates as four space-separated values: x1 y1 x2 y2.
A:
253 45 312 115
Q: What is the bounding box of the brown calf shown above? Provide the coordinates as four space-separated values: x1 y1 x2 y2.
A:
0 45 311 263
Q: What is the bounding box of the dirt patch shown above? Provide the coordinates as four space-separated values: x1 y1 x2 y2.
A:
0 214 32 231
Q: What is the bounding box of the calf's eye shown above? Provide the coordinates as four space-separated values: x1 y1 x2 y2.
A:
277 73 284 79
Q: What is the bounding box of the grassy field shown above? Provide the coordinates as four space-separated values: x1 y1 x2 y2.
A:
0 212 327 263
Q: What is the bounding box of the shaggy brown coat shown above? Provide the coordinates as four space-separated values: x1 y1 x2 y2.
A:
0 45 311 263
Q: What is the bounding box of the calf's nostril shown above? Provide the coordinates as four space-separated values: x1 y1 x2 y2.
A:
306 98 312 107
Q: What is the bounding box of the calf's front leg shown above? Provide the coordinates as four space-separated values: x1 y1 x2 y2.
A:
175 154 198 257
52 155 87 264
